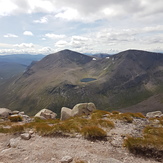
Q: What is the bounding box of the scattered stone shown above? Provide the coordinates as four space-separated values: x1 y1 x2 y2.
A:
10 114 19 118
9 137 20 148
1 148 11 154
146 111 162 118
12 110 20 114
100 158 123 163
71 102 96 117
34 109 57 120
60 107 72 121
111 138 123 147
19 111 25 115
21 133 31 140
0 108 12 118
60 156 73 163
29 130 34 135
51 157 56 161
22 115 31 123
24 157 29 160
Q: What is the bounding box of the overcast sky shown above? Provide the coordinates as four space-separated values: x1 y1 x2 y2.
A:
0 0 163 55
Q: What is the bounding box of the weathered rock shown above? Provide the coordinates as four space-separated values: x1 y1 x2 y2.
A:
146 111 162 118
0 108 11 118
21 133 31 140
29 130 34 135
34 109 57 119
12 110 20 114
60 107 72 121
22 115 31 123
60 156 73 163
71 102 96 117
9 137 20 148
19 111 25 115
10 114 19 117
111 138 123 147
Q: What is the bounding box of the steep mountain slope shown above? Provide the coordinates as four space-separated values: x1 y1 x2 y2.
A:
0 49 163 115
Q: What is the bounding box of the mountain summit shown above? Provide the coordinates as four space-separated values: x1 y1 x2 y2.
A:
0 49 163 115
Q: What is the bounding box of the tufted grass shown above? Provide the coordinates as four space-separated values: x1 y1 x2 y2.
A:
0 125 24 134
91 110 110 120
124 126 163 161
0 110 120 140
81 125 107 141
109 112 145 123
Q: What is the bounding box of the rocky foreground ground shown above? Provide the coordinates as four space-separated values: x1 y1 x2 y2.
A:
0 117 162 163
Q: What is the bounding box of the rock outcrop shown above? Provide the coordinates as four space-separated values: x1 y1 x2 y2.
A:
60 102 96 120
146 111 163 118
21 133 31 140
60 107 72 121
71 102 96 117
0 108 11 118
35 109 57 119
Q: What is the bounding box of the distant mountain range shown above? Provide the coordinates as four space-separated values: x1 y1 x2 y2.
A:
0 54 45 83
0 54 45 65
0 49 163 115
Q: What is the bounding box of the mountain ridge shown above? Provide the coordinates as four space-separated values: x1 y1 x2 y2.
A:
0 49 163 115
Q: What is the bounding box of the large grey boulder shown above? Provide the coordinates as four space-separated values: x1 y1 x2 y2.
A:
71 102 96 117
146 111 162 118
0 108 12 118
60 107 72 121
35 109 57 119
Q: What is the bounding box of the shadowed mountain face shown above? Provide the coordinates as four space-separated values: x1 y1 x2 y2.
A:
1 49 163 115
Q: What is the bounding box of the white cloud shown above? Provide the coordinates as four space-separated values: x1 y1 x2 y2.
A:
71 36 89 41
0 0 17 16
34 16 48 24
0 0 163 54
0 44 55 55
23 31 33 36
14 43 35 48
45 33 66 39
3 33 18 38
38 47 54 54
41 38 46 41
55 8 80 21
55 40 69 48
27 0 55 13
0 43 13 48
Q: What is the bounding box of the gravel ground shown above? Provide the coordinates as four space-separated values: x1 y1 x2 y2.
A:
0 119 161 163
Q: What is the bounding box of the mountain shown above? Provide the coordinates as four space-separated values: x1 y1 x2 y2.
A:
92 53 111 58
0 54 45 66
0 49 163 115
0 54 45 84
0 62 27 84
